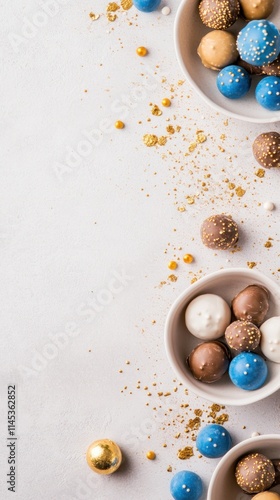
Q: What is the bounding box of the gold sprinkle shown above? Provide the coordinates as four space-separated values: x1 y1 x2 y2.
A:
89 12 100 20
158 136 167 146
151 104 162 116
183 253 193 264
166 125 175 134
167 466 172 472
177 447 194 460
162 98 171 107
125 360 130 365
247 261 257 269
186 196 195 205
146 450 156 460
121 0 133 9
178 80 185 85
228 182 235 190
178 206 186 212
196 132 207 143
235 186 246 197
143 134 158 147
168 261 178 270
107 2 119 11
162 444 167 448
115 120 125 129
264 241 272 248
168 275 177 282
255 168 265 178
136 46 148 57
188 142 197 152
107 12 117 21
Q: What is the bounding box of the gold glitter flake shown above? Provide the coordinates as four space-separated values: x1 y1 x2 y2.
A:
107 2 119 11
121 0 133 9
168 274 177 282
255 168 265 178
178 206 186 212
247 262 257 269
264 241 273 248
158 136 167 146
186 196 195 205
235 186 246 197
143 134 158 147
166 125 175 134
188 142 197 152
151 104 162 116
177 447 194 460
107 12 117 21
89 12 100 20
196 132 207 143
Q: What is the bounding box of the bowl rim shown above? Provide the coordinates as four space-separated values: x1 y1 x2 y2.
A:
174 0 280 124
164 267 280 406
207 433 280 499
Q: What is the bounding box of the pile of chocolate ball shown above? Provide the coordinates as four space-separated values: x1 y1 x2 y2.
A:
197 0 280 109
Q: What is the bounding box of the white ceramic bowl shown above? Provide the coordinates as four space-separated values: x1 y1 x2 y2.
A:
207 434 280 500
164 268 280 405
174 0 280 123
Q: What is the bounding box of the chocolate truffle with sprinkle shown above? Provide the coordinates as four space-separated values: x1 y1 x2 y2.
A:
235 453 275 494
199 0 240 30
253 132 280 169
225 320 261 352
200 214 239 250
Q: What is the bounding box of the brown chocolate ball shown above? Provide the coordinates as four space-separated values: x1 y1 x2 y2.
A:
261 55 280 76
238 58 263 75
199 0 240 29
253 132 280 169
200 214 239 250
235 453 275 494
232 285 270 326
252 493 280 500
239 0 274 19
187 340 230 383
225 320 261 352
272 459 280 485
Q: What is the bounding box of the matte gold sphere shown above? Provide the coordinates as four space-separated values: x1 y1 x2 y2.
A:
86 439 122 475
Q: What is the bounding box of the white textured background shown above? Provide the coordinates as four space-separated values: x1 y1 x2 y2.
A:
1 0 280 499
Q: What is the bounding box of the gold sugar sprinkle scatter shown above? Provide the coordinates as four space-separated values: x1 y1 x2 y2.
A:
177 447 194 460
158 136 167 146
89 12 100 20
255 168 265 178
115 120 125 129
186 196 195 205
143 134 158 147
107 12 117 21
162 97 171 107
107 2 119 11
166 125 175 134
136 46 148 57
235 186 246 197
121 0 133 9
183 254 194 264
168 261 178 270
146 451 156 460
168 274 177 282
151 104 162 116
247 262 257 268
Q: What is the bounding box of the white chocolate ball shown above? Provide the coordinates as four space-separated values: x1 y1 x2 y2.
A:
260 316 280 363
185 293 231 340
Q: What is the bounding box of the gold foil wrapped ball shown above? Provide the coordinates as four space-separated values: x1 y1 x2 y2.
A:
86 439 122 475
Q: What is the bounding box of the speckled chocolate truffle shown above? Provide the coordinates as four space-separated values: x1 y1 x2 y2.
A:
239 0 274 20
262 55 280 76
232 284 269 326
199 0 240 29
272 459 280 485
200 214 239 250
197 30 239 70
253 132 280 169
225 320 261 352
235 453 275 494
238 58 263 75
187 340 231 383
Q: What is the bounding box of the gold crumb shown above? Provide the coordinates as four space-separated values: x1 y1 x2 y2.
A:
188 142 197 152
196 132 207 143
235 186 246 197
177 446 194 460
151 104 162 116
168 274 177 282
158 136 167 146
178 206 186 212
107 12 117 21
255 168 265 178
264 241 273 248
247 261 257 269
166 125 175 134
167 466 172 472
107 2 119 11
186 196 195 205
143 134 158 147
121 0 133 9
89 12 100 20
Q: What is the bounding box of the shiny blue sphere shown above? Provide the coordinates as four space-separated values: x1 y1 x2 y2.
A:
229 352 268 390
255 76 280 111
196 424 232 458
170 471 203 500
217 65 251 99
237 20 280 66
133 0 161 12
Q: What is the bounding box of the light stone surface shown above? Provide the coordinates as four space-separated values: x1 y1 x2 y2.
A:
1 1 280 499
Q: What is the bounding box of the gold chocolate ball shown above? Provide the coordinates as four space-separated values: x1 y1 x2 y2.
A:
86 439 122 475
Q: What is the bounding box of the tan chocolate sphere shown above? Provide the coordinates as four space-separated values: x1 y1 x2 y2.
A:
239 0 274 20
197 30 239 70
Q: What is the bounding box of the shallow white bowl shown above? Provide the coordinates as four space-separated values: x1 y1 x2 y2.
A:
174 0 280 123
207 434 280 500
164 268 280 405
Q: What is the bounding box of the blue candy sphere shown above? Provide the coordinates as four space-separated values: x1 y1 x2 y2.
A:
229 352 268 390
255 76 280 111
133 0 161 12
237 20 280 66
196 424 232 459
170 471 203 500
217 65 251 99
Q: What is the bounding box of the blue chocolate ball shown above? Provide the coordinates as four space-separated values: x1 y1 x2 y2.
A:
196 424 232 459
217 65 251 99
170 471 203 500
229 352 268 390
237 20 280 66
255 76 280 111
133 0 161 12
